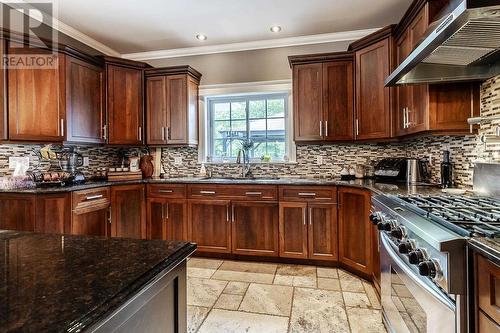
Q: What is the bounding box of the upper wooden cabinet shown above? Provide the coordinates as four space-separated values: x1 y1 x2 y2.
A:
7 41 66 142
394 2 480 136
0 39 6 141
105 57 149 145
289 53 354 143
349 26 395 140
145 66 201 146
65 56 105 144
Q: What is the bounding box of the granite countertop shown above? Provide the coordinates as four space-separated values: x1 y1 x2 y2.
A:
0 231 196 332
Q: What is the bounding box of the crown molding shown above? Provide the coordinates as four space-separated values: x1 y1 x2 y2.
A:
122 28 380 61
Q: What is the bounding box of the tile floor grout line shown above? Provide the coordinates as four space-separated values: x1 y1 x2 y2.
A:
287 286 296 333
340 286 354 333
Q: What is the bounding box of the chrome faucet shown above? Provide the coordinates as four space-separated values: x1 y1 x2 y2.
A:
236 140 253 178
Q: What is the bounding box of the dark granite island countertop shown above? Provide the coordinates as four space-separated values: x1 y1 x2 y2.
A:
0 231 196 332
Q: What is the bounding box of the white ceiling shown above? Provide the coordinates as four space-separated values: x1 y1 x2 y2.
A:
51 0 411 56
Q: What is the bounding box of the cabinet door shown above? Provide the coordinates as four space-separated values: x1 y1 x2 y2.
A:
396 30 412 136
293 63 323 142
147 198 188 241
111 185 146 239
307 203 338 261
232 201 279 257
72 206 110 237
356 39 392 140
66 56 104 144
188 199 231 253
323 61 354 141
338 187 372 275
0 195 35 232
476 254 500 325
35 193 71 234
107 65 143 145
146 76 167 145
166 74 188 145
0 39 6 140
8 43 65 141
279 202 308 259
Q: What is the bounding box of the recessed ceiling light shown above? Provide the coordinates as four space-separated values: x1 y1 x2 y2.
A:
196 34 207 41
270 26 282 33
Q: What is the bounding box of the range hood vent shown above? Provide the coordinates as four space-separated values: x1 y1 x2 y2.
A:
386 0 500 86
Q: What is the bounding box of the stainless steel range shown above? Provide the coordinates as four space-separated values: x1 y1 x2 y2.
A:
371 163 500 333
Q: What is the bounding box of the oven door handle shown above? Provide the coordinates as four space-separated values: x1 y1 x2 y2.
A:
381 232 455 310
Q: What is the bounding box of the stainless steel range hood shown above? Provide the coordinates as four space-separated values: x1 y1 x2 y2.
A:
385 0 500 86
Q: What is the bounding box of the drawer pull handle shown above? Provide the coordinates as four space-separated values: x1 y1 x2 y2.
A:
298 192 316 197
245 192 262 196
158 189 174 193
85 194 103 201
200 190 216 195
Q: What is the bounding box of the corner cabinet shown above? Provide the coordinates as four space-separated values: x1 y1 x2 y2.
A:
338 187 372 276
289 53 354 143
104 57 149 145
145 66 201 146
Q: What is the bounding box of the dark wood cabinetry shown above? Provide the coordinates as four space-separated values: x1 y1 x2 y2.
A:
279 186 338 261
338 187 372 276
7 42 65 142
65 56 105 144
35 193 71 234
0 194 36 232
0 38 6 141
105 57 148 145
110 184 146 239
474 253 500 333
290 53 354 142
145 66 201 146
72 187 111 237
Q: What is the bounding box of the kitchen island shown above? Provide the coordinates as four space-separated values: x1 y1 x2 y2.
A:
0 230 196 332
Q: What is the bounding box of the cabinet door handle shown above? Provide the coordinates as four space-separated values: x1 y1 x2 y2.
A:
167 127 171 140
165 202 169 219
138 127 142 141
158 189 173 193
319 121 323 137
402 107 407 129
232 204 235 223
406 108 412 128
161 203 165 221
245 191 262 196
60 119 65 137
355 119 359 136
161 127 165 141
303 208 307 225
226 205 230 222
199 190 216 195
108 208 112 225
309 207 313 225
85 194 103 201
103 124 107 140
298 192 316 197
325 121 328 137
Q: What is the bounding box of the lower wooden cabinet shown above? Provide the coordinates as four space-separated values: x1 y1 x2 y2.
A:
232 201 279 256
110 184 146 239
338 187 372 275
475 253 500 332
35 193 71 234
147 198 188 241
71 187 111 237
0 194 36 232
279 201 338 261
188 199 232 253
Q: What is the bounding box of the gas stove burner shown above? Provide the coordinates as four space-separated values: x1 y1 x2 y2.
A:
397 194 500 238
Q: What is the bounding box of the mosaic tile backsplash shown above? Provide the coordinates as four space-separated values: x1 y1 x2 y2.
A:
0 75 499 188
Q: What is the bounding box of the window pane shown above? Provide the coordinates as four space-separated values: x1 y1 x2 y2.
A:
231 120 247 139
213 103 230 120
231 101 246 120
267 118 285 134
267 98 285 118
249 119 266 139
250 142 267 159
249 100 265 119
231 139 244 158
213 120 231 139
267 141 286 158
213 139 230 158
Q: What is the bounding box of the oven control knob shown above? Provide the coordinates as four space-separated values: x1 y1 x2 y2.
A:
418 259 442 279
369 213 381 225
390 225 407 239
398 239 416 254
408 248 428 265
378 219 397 231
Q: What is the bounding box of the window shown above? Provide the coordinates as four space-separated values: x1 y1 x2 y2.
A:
207 93 290 162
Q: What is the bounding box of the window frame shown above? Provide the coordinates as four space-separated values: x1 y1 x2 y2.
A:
206 92 290 163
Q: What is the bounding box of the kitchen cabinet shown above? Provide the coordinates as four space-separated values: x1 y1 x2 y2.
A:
7 41 65 142
338 187 372 276
394 3 480 137
110 184 146 239
350 26 394 140
71 187 111 237
145 66 201 146
147 198 188 241
279 186 338 261
0 38 6 141
0 194 36 232
35 193 71 234
105 57 148 145
188 199 232 253
65 56 105 144
290 53 354 142
474 253 500 333
232 201 279 256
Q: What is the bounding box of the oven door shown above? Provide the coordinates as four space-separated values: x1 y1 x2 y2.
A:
380 232 456 333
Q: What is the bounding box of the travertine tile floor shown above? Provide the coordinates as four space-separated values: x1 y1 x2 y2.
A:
187 257 387 333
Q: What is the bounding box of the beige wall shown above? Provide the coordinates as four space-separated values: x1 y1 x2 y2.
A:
146 41 351 85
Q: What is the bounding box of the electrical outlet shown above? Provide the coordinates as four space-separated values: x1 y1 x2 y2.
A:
83 156 90 167
174 156 183 165
316 156 323 165
9 157 29 170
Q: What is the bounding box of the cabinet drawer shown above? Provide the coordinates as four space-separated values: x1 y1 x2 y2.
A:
72 187 110 211
188 184 277 201
279 186 337 202
477 254 500 325
147 184 186 198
